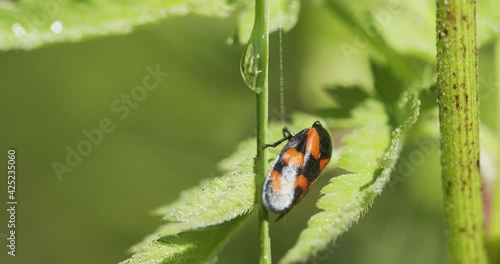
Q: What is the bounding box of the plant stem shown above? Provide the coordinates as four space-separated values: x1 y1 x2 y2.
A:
436 0 487 263
252 0 271 263
487 39 500 263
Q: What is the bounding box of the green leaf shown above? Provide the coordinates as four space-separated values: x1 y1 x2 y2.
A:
235 0 300 44
0 0 303 51
477 0 500 47
121 215 248 264
367 0 436 62
128 138 256 253
0 0 242 51
123 113 327 262
330 0 500 62
316 85 370 121
280 91 421 263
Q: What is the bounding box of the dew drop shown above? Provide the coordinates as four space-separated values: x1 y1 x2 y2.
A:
11 23 26 37
240 42 261 93
50 21 63 34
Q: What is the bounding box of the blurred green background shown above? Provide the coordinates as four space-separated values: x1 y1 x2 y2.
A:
2 1 498 263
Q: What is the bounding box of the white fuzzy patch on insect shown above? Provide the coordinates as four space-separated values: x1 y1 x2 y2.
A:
263 165 299 213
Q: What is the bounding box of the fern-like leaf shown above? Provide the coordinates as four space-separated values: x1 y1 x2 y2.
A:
127 139 256 255
122 113 325 263
121 215 248 264
280 89 421 263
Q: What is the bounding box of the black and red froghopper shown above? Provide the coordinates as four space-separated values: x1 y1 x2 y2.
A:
262 121 333 220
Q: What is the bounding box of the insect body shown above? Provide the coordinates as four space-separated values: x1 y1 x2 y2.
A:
262 121 332 220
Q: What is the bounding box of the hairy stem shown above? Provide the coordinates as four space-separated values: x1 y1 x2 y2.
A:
252 0 271 262
435 0 487 263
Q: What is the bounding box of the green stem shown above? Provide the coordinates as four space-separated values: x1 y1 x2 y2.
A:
487 39 500 263
436 0 487 263
252 0 271 263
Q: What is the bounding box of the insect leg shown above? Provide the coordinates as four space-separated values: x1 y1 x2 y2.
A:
263 127 294 149
282 127 295 137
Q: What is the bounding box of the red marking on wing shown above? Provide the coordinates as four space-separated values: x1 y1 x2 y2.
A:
306 128 320 159
282 148 305 168
270 170 282 194
295 174 309 194
319 158 331 171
